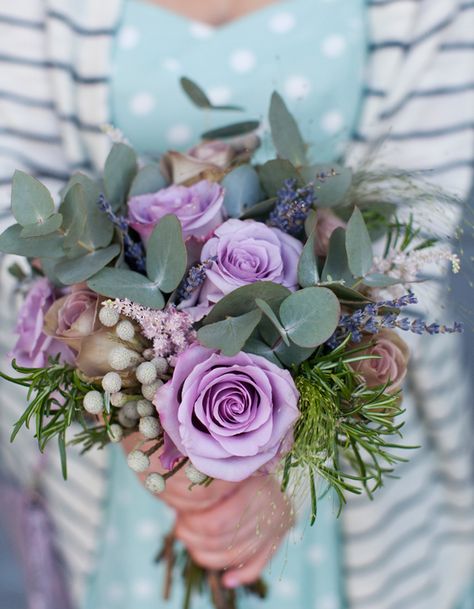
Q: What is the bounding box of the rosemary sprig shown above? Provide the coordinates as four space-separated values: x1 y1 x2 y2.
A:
283 337 417 519
0 358 99 479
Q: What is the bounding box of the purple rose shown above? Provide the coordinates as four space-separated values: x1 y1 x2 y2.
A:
154 345 300 481
128 179 225 242
11 278 73 367
196 219 302 307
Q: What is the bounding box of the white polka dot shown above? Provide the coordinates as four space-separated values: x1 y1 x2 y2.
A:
132 578 155 599
166 124 192 146
207 86 232 105
319 595 340 609
321 111 344 134
321 35 347 58
229 49 257 73
275 579 297 598
284 75 312 100
189 22 214 39
162 57 181 72
268 12 296 34
307 543 326 565
135 519 161 539
130 92 156 116
118 25 140 49
106 583 125 602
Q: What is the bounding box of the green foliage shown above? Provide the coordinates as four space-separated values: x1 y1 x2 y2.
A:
197 309 262 356
321 228 353 284
129 164 166 197
87 267 165 309
239 197 276 220
203 281 290 325
255 298 289 346
20 213 63 238
55 244 121 284
221 165 262 217
201 121 260 140
104 143 138 210
0 224 65 258
11 170 56 227
268 92 307 166
180 76 244 112
258 159 302 197
283 340 413 519
346 207 373 278
298 230 319 287
0 358 99 479
146 214 187 293
279 287 340 348
301 165 352 208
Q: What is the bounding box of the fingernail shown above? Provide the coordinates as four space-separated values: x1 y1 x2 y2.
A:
223 576 239 589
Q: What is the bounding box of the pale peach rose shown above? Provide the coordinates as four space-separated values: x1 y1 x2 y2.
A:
351 329 410 393
314 209 347 257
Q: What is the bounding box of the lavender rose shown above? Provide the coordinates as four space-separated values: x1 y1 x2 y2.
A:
314 209 347 257
155 345 300 481
128 179 225 242
351 329 410 393
11 278 73 367
196 218 302 307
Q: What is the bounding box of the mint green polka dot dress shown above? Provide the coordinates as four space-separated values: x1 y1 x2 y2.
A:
83 2 367 608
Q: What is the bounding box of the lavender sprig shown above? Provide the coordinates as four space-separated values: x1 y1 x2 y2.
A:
327 291 463 348
98 194 146 273
268 178 315 237
175 258 215 304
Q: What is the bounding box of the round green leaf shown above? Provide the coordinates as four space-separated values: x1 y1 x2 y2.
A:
301 165 352 208
298 231 319 288
203 282 290 325
346 207 374 278
222 165 262 218
11 170 55 227
104 143 138 210
321 228 353 285
20 213 63 238
146 214 187 293
87 267 165 309
268 92 306 166
279 287 340 348
0 224 64 258
197 309 262 356
258 159 302 197
129 164 166 197
55 244 120 284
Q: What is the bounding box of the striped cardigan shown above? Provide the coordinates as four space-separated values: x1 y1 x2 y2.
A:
0 1 473 608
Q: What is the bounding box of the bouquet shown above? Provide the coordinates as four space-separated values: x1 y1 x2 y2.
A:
0 80 463 609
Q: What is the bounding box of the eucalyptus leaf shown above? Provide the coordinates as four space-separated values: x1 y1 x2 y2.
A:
221 165 262 217
298 231 319 288
61 176 113 251
104 143 138 210
239 197 276 220
244 338 283 367
180 76 243 111
55 244 120 284
197 309 262 356
346 207 373 278
305 209 317 237
320 282 373 304
201 121 260 140
129 164 166 197
0 224 64 258
203 282 290 325
321 228 353 284
11 170 55 227
255 298 289 346
87 268 165 309
258 159 302 197
146 214 187 292
268 92 306 166
362 273 403 288
301 165 352 208
279 287 340 348
20 213 63 238
273 340 315 367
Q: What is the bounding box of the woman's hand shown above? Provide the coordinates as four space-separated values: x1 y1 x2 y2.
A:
122 433 293 587
175 474 293 588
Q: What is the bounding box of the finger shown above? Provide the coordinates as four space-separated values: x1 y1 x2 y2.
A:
222 538 277 589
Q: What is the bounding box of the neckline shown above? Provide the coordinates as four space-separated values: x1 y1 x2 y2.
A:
133 0 292 32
